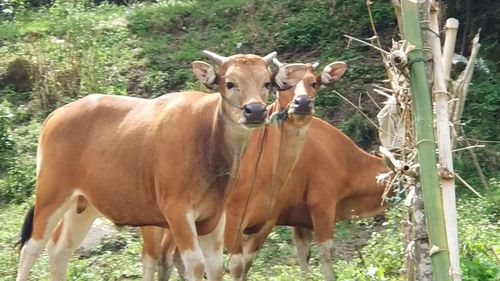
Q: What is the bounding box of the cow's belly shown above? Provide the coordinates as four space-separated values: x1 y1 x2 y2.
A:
78 173 166 227
277 205 313 228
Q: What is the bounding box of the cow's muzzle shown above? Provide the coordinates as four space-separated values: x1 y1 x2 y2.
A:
290 95 313 115
243 103 267 125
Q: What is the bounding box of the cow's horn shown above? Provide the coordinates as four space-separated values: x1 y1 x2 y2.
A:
272 58 285 68
202 50 227 65
312 61 320 69
263 51 277 64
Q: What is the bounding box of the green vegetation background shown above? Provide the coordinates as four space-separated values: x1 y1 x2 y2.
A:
0 0 498 280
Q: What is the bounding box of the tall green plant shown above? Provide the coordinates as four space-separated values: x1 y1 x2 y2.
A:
401 0 452 280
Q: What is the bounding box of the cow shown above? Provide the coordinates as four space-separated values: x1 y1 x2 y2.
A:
238 117 391 281
140 60 349 281
15 50 308 281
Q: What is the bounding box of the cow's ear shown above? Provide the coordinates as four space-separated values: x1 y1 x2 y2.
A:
192 61 219 90
273 63 307 91
320 61 347 85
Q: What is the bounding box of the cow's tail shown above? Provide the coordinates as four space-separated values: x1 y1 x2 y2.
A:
16 206 35 250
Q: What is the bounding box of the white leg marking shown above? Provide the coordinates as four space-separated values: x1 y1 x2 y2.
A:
142 254 158 281
180 249 204 281
179 212 204 281
17 240 45 281
318 239 335 281
198 213 225 281
47 201 98 281
228 253 245 281
17 194 79 281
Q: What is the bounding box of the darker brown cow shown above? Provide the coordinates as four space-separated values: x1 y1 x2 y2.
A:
15 51 307 281
239 117 391 281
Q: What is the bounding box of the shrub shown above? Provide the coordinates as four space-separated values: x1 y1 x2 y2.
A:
0 120 40 204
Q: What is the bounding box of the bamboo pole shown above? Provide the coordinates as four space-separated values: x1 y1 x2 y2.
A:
452 31 481 129
401 1 452 280
442 18 459 82
429 2 462 280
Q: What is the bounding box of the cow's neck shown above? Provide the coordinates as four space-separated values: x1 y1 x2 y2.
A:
205 101 251 182
267 100 311 212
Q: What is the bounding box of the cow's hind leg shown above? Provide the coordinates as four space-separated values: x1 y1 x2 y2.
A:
310 205 336 281
198 213 225 281
16 192 77 281
47 200 98 281
292 227 313 278
158 228 178 281
172 248 186 281
141 226 164 281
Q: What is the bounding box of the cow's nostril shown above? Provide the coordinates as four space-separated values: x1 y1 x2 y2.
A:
243 105 253 114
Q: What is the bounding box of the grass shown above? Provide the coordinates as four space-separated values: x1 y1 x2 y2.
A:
2 192 497 280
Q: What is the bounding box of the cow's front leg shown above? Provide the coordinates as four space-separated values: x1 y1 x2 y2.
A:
240 221 276 280
165 210 204 281
198 213 225 281
291 226 314 278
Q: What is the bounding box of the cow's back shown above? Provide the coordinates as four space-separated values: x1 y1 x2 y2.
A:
278 117 388 226
37 92 216 226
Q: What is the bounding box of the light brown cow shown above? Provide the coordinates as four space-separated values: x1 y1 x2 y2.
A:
238 117 391 281
15 51 308 281
140 60 349 281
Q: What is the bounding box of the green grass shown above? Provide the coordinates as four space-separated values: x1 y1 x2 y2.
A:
2 190 497 280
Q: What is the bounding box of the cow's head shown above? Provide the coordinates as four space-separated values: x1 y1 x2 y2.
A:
192 50 306 128
273 58 347 125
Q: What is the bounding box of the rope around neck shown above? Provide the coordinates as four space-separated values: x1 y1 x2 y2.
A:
220 93 244 110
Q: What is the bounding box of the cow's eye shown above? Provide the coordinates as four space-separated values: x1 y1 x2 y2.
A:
264 82 272 89
226 82 236 89
311 82 318 88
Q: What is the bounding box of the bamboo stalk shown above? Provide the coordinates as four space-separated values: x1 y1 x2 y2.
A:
401 1 452 280
442 18 459 82
452 31 481 128
429 2 461 280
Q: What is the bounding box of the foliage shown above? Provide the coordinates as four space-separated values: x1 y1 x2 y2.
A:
0 1 140 115
0 118 39 204
457 190 500 281
0 101 15 174
0 0 498 279
338 112 378 150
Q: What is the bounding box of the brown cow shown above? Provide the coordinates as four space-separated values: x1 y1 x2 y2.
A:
141 60 349 281
15 51 308 281
238 117 391 281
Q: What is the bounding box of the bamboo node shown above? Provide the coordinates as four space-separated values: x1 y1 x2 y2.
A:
429 245 444 256
389 50 408 69
438 166 455 180
416 138 436 146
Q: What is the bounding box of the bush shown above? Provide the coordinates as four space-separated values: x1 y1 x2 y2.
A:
0 120 40 204
0 101 15 174
458 193 500 281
